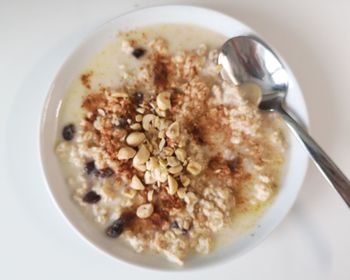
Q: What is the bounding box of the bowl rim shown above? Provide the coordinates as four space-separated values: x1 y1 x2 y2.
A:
39 4 309 271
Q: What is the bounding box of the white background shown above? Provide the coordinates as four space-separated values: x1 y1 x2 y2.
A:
1 0 349 279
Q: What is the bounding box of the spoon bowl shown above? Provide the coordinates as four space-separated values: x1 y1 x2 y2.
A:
218 36 288 95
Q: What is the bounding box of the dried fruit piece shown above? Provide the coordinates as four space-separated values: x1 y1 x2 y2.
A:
82 190 101 204
115 118 128 129
62 124 75 141
106 219 124 238
170 220 179 229
132 91 144 104
84 161 96 175
132 48 146 58
226 159 238 172
95 167 115 178
106 212 136 238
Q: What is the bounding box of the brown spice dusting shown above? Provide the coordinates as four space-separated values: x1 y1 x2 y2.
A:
115 161 136 180
188 122 205 145
208 156 222 170
125 206 169 233
80 71 93 89
156 189 185 211
149 209 169 227
119 211 137 230
170 89 184 111
153 56 169 90
207 155 246 185
81 92 105 112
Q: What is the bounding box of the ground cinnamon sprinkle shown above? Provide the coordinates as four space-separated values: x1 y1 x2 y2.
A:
80 71 93 89
153 55 170 90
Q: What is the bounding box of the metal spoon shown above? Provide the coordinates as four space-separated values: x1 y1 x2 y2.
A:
218 35 350 207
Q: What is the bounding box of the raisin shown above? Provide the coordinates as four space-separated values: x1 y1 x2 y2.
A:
170 220 188 234
170 221 179 229
115 118 128 129
106 219 124 238
62 124 75 141
106 212 135 238
82 190 101 204
132 48 145 58
95 167 114 178
132 91 144 104
84 161 96 175
227 158 240 172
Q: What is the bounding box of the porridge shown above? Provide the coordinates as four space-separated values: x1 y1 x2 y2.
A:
55 24 287 265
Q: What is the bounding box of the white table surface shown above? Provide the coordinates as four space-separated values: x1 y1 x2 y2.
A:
1 0 349 279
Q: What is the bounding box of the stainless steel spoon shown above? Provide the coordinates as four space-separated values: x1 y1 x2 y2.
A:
218 35 350 207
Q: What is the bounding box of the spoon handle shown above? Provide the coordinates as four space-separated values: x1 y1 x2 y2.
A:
278 106 350 207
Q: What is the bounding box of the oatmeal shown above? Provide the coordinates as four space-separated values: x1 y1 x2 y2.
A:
55 24 287 265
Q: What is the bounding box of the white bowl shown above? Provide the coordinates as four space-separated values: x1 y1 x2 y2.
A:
40 5 309 270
